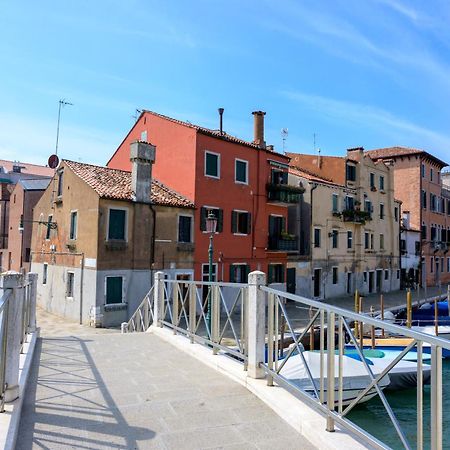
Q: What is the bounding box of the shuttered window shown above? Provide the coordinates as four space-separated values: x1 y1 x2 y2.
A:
70 211 78 240
229 264 250 283
235 160 248 184
108 209 126 240
231 211 251 234
106 276 123 304
178 216 192 243
268 264 284 283
205 152 220 178
200 207 223 232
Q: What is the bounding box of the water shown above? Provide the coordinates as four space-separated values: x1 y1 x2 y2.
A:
348 360 450 450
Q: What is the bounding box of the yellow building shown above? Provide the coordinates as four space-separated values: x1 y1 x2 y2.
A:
287 147 401 299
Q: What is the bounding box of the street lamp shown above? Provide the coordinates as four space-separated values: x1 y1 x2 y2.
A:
205 211 218 332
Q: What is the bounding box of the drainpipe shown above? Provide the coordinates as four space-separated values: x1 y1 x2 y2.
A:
149 204 156 282
309 183 318 257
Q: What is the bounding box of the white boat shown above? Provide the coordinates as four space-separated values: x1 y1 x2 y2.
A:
411 325 450 340
278 351 390 406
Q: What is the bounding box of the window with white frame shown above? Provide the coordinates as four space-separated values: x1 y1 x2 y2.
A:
235 159 248 184
69 211 78 240
232 210 251 235
105 276 124 304
347 231 353 249
205 151 220 178
178 215 192 243
108 208 127 241
66 272 74 298
331 229 339 249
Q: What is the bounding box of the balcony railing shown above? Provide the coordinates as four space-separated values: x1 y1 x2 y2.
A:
266 183 304 204
341 209 372 224
268 235 298 251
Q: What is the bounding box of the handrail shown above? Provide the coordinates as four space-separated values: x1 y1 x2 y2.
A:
122 286 154 333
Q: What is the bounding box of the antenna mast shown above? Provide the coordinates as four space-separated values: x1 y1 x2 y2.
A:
55 99 73 156
281 128 288 154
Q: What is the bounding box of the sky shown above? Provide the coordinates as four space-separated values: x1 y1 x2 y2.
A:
1 0 450 167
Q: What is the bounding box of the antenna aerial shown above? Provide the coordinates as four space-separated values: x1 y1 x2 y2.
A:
132 108 142 122
281 128 288 154
55 99 73 156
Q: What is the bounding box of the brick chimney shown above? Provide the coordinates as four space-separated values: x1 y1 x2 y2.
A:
252 111 266 148
130 141 156 203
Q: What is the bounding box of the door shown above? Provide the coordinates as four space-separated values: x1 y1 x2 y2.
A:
435 259 440 286
313 268 321 298
369 271 374 293
346 272 352 294
287 268 296 294
376 270 383 293
268 215 285 249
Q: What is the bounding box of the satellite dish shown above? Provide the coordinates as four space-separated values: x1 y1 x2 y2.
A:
48 154 59 169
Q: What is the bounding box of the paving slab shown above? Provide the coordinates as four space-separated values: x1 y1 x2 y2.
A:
16 308 315 450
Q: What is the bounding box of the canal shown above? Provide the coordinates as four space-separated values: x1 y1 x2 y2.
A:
349 360 449 449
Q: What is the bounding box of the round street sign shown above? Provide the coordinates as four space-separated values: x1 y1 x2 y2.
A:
48 154 60 169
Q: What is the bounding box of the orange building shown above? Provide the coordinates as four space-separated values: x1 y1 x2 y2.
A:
366 147 449 287
108 110 302 284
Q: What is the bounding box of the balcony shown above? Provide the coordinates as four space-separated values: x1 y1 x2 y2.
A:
341 209 372 225
268 234 298 252
266 183 304 205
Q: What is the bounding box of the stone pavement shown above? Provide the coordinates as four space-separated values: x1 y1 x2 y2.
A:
16 308 315 450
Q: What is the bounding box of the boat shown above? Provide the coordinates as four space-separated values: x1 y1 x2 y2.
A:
278 351 390 406
410 325 450 340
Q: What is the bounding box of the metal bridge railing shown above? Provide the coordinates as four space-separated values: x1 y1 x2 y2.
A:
122 286 154 333
260 285 450 450
0 272 37 412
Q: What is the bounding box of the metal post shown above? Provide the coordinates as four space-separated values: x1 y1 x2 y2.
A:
309 307 315 351
435 297 439 336
153 271 165 327
27 272 37 332
326 311 335 432
417 341 423 450
206 234 213 332
447 285 450 317
172 282 179 335
247 271 266 379
212 285 220 355
380 294 385 338
354 290 359 340
3 273 24 403
338 316 344 414
267 293 274 386
430 345 442 450
406 289 412 328
189 283 196 343
320 309 325 403
370 306 375 349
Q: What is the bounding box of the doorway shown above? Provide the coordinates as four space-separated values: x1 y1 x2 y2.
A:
346 272 352 294
368 271 374 293
287 268 296 294
376 269 383 293
313 268 321 298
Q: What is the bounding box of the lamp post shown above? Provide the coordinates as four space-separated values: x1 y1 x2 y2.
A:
205 211 218 333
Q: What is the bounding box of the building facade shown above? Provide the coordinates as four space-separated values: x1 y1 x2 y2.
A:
287 147 401 299
31 142 195 326
400 211 421 288
108 110 302 287
365 147 449 287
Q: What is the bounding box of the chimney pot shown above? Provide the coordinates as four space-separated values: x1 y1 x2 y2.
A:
252 111 266 148
130 141 156 203
218 108 224 135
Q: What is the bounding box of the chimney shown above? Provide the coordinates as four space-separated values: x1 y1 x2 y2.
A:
218 108 224 135
252 111 266 148
130 141 156 203
317 148 322 169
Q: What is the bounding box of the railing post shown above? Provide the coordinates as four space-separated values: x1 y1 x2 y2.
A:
326 311 335 432
153 271 165 327
26 272 38 333
212 285 220 355
189 284 196 343
247 271 266 379
3 272 24 403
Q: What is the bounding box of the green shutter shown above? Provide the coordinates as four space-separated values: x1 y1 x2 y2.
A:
109 209 126 240
280 265 285 283
268 265 274 284
200 207 207 231
217 209 223 232
229 265 235 282
106 277 123 304
245 264 250 282
231 211 237 233
246 212 251 234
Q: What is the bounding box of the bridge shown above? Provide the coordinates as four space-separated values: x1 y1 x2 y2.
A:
1 271 449 450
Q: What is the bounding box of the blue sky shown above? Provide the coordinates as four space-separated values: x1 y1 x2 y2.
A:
1 0 450 166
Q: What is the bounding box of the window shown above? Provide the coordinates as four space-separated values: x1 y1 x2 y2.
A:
430 168 434 182
332 267 338 285
332 194 339 213
200 207 223 232
271 169 288 185
421 224 427 240
346 163 356 182
430 257 434 273
384 270 389 280
363 272 368 283
69 211 77 240
331 229 338 249
380 234 384 250
105 276 123 304
314 228 321 248
364 232 369 249
202 263 217 282
441 257 444 273
380 203 385 219
235 159 248 184
232 210 251 235
400 239 406 252
379 175 385 191
205 151 220 178
46 215 53 240
178 215 192 243
421 163 425 178
43 263 48 285
447 257 450 273
370 233 374 250
397 270 400 279
394 206 398 222
415 241 421 255
108 208 127 240
57 170 64 196
370 173 375 189
268 264 284 283
345 196 355 210
229 264 250 283
66 272 74 298
365 199 372 214
421 190 427 209
347 231 353 249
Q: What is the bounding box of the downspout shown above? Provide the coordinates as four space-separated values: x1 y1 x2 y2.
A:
149 204 156 283
310 183 318 296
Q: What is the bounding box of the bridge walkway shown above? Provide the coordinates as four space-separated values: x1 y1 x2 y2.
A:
16 308 315 450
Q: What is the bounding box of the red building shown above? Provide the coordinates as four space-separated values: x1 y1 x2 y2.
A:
108 110 302 284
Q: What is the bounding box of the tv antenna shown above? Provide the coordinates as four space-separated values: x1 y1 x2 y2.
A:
132 108 142 122
55 99 73 156
281 128 288 153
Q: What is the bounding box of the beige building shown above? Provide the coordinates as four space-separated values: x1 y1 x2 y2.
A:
287 147 401 299
31 142 195 326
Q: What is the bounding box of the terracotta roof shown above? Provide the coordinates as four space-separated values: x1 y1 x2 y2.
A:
64 160 194 208
0 159 54 177
288 166 340 186
286 153 346 185
142 110 290 158
366 146 448 168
